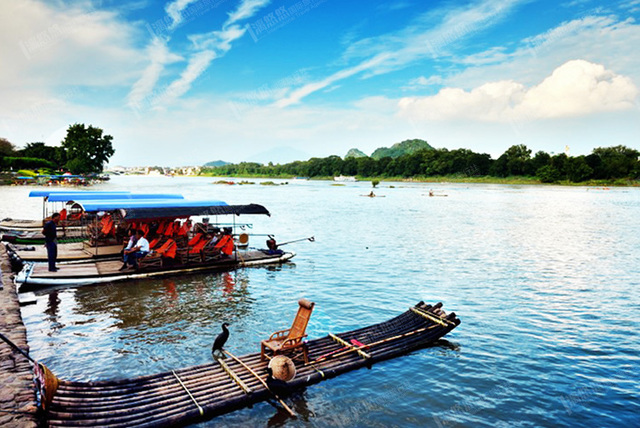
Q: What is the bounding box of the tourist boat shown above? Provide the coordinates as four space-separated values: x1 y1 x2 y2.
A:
0 191 185 244
15 199 294 290
40 301 460 427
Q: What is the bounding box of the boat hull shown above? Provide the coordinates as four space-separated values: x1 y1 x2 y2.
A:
16 250 295 290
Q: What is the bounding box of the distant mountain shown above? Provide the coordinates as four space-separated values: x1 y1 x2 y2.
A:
371 139 434 160
204 160 230 167
344 148 368 159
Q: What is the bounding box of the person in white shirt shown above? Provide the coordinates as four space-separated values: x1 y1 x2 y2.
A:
120 229 150 270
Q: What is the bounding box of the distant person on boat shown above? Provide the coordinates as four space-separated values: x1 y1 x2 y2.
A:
120 229 150 270
42 212 61 272
429 189 434 197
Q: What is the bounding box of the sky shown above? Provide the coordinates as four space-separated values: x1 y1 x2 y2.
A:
1 0 639 166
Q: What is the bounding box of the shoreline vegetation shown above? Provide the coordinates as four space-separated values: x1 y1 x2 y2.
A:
199 142 640 187
200 172 640 187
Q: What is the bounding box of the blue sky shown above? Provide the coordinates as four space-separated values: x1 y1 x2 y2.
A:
1 0 639 166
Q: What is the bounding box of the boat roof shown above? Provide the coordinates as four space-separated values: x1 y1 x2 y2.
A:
46 193 184 202
70 199 270 219
29 190 131 198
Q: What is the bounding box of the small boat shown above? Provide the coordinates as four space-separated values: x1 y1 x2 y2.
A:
333 175 357 182
42 301 460 427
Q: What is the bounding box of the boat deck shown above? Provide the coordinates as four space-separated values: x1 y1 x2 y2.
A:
45 302 460 427
18 250 294 289
8 243 122 262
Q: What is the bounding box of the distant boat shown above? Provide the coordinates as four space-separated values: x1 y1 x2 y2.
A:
334 175 357 182
292 177 309 181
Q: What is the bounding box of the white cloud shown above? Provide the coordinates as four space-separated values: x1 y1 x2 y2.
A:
227 0 271 25
398 60 638 122
0 0 142 89
444 15 640 90
156 0 270 106
153 50 216 107
275 0 524 107
127 38 183 109
166 0 200 29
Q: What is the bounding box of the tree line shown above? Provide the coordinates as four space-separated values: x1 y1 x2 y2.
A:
0 123 115 175
201 144 640 183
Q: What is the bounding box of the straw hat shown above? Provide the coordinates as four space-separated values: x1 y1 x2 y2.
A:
268 355 296 382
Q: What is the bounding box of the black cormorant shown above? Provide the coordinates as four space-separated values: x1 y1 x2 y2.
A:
212 323 230 357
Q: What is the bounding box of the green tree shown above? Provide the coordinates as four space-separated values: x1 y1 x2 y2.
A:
0 137 16 156
565 156 594 182
591 145 639 179
536 165 561 183
62 124 115 174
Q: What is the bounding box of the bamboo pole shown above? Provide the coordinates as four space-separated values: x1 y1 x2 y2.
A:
172 370 204 416
223 350 296 418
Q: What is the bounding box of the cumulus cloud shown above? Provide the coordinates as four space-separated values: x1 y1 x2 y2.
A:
398 60 638 122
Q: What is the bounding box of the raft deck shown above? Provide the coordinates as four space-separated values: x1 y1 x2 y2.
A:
46 302 460 427
7 242 122 262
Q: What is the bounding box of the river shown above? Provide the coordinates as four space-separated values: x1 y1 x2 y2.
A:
3 176 639 427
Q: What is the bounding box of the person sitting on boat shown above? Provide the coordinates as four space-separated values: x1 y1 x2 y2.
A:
120 229 150 270
122 228 138 254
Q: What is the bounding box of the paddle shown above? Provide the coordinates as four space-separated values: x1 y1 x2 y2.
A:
0 332 35 364
274 236 315 247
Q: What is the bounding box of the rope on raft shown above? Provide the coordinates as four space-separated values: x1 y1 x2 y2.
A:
172 370 204 416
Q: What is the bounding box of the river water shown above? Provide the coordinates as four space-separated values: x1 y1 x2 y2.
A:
3 176 639 427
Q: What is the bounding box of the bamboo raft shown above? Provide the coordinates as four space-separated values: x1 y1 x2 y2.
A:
45 302 460 427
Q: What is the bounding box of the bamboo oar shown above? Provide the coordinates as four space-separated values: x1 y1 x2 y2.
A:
223 350 296 418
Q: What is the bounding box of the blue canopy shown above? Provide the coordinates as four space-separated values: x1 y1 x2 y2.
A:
46 193 184 202
70 199 269 219
29 190 131 198
74 199 228 212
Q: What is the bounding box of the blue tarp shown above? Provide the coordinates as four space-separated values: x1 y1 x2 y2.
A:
46 193 184 202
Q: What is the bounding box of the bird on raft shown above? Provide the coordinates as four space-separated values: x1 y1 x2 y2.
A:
211 323 230 358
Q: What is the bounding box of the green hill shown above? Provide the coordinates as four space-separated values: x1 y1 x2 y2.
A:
371 139 433 160
204 160 230 167
344 148 368 158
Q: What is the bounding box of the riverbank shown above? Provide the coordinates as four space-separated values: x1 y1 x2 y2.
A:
0 246 38 427
198 172 640 187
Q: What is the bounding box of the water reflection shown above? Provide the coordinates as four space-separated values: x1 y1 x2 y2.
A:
71 271 255 331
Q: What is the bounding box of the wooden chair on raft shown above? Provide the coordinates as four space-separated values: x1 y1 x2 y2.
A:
260 299 315 363
138 239 177 268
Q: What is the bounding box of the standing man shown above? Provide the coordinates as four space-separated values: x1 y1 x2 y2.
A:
42 212 60 272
